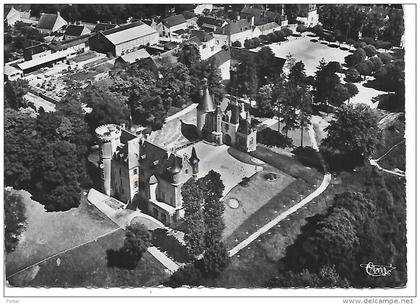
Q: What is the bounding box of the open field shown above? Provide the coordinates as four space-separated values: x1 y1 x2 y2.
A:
8 229 169 287
6 191 119 277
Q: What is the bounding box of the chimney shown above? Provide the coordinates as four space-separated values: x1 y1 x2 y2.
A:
251 16 255 26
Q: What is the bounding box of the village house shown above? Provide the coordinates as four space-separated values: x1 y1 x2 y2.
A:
188 29 219 60
114 48 158 72
214 18 253 47
4 64 23 81
37 11 68 34
194 4 213 15
157 14 188 39
197 15 228 33
92 22 118 33
240 6 288 27
5 6 35 26
208 49 231 81
256 21 282 36
63 24 91 40
88 21 158 57
296 4 319 27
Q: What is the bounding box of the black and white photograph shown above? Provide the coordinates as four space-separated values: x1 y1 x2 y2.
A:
2 1 417 303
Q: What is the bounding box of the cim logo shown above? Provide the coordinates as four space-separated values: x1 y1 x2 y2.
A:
360 262 396 277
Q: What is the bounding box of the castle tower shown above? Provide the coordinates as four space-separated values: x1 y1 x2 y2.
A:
230 98 240 125
212 104 223 145
196 79 216 138
189 146 200 179
95 124 122 196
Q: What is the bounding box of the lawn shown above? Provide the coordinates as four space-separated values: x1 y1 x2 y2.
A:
6 191 119 277
222 168 295 242
268 121 312 150
202 169 368 288
8 229 169 287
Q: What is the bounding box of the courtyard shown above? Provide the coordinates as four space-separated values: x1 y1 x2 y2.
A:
177 141 263 196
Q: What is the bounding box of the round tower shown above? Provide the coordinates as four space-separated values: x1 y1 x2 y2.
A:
95 124 122 196
196 79 216 138
212 104 223 145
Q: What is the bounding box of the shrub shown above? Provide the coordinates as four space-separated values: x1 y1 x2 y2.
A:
280 27 293 37
346 38 356 45
232 40 242 48
326 61 342 73
267 32 278 42
259 34 269 43
369 56 384 72
257 128 294 148
311 24 324 37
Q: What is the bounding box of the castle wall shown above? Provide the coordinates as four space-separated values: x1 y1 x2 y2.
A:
221 121 238 145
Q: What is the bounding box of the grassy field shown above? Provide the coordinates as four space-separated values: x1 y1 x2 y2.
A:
222 168 295 243
222 145 323 249
202 169 367 288
8 229 169 287
6 192 119 277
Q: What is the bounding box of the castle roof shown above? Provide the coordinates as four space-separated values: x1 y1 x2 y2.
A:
197 82 216 113
189 146 200 165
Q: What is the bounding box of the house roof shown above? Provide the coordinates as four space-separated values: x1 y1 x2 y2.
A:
190 29 213 42
241 7 283 20
37 13 60 30
117 48 151 64
216 19 252 35
208 49 231 67
49 34 90 51
64 24 88 37
24 43 48 56
93 22 117 32
102 21 157 46
257 21 280 32
162 14 186 28
197 84 216 113
4 64 22 76
198 16 226 27
17 49 73 71
173 28 188 35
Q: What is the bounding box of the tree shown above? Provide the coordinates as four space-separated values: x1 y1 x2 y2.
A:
255 84 275 117
284 52 297 71
199 170 225 243
313 59 341 108
4 189 27 254
231 40 241 48
181 179 206 256
296 24 308 33
369 56 384 72
378 52 393 64
329 84 351 107
201 241 229 277
177 42 201 68
132 93 168 131
233 54 258 98
357 60 373 80
345 68 361 83
363 45 377 57
158 62 193 108
5 79 29 110
255 46 278 86
289 61 308 87
380 8 404 46
33 141 81 211
343 83 359 103
190 59 224 102
322 104 382 160
85 86 130 132
121 223 151 267
284 4 299 23
165 264 204 287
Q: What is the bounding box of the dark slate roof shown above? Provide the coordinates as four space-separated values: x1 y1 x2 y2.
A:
162 14 186 28
173 28 188 35
215 19 252 35
241 7 283 20
64 25 86 37
197 85 216 113
92 22 117 32
208 49 231 67
181 10 196 20
37 13 58 30
49 34 90 51
197 16 225 27
190 29 213 42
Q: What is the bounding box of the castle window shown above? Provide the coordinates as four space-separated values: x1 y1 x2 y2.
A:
134 180 138 188
225 123 229 131
185 168 189 174
133 168 137 175
153 160 159 166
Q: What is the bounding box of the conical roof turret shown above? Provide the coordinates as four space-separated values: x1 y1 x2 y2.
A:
197 78 216 113
189 146 200 165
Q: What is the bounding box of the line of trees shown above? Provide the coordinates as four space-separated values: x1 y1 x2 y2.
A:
166 170 230 287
